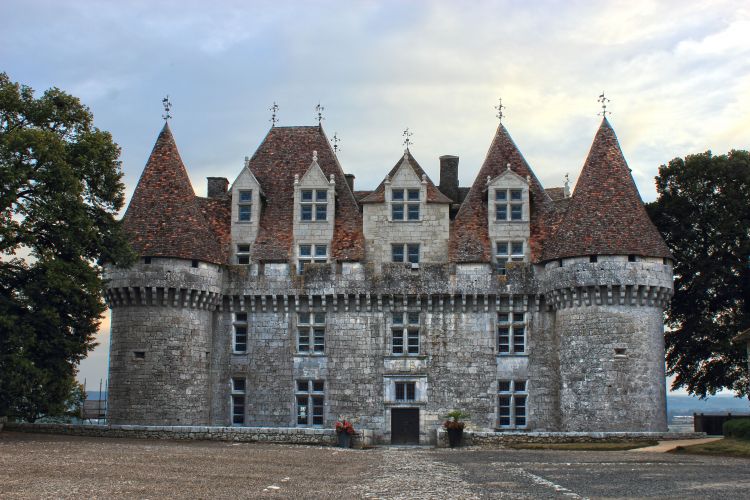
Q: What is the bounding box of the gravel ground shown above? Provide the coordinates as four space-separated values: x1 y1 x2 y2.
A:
2 432 749 499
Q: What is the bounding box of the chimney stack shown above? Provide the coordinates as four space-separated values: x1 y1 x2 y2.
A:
344 173 355 192
207 177 229 199
439 155 459 202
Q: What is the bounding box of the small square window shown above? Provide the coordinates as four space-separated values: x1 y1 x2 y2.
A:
232 378 246 393
301 190 313 202
314 245 327 257
392 313 404 325
407 204 420 220
407 244 420 264
143 257 151 264
314 312 325 324
297 380 309 392
392 189 405 201
315 205 327 220
392 245 405 262
315 190 327 202
392 204 404 220
495 190 507 201
496 205 507 220
407 312 419 325
133 351 145 359
511 241 523 256
498 380 511 392
312 380 324 392
239 205 251 221
407 189 420 201
300 245 312 257
510 189 522 201
298 312 310 324
497 242 508 255
238 244 250 253
301 205 313 221
239 190 252 202
510 204 522 220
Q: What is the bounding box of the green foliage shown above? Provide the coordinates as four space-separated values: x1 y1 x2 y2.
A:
444 409 470 422
646 150 750 398
723 419 750 440
0 73 136 421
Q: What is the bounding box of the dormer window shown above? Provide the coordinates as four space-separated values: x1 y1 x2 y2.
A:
298 244 327 273
237 244 250 265
392 189 420 221
301 189 327 221
392 243 420 264
495 241 524 274
238 190 252 222
495 189 523 221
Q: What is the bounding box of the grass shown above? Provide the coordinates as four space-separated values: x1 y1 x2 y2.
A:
671 438 750 458
507 440 658 451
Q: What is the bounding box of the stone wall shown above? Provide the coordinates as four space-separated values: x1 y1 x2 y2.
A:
436 429 704 447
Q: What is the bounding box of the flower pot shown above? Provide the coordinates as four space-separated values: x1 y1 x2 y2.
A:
337 432 352 448
447 428 463 448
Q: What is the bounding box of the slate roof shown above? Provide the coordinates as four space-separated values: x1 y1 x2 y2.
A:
122 123 226 264
359 150 452 204
449 123 551 263
247 126 364 262
541 118 671 261
545 187 566 201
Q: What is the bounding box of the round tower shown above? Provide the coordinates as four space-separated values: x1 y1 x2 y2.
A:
106 123 226 425
539 118 674 432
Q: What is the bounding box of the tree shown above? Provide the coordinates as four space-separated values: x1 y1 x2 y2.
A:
0 73 135 421
646 150 750 398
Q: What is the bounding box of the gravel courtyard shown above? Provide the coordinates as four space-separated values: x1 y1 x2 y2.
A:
1 432 749 499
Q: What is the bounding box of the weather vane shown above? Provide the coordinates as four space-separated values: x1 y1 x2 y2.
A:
494 98 505 122
269 102 279 127
315 103 325 125
162 95 172 121
402 128 413 150
331 132 341 155
598 92 611 117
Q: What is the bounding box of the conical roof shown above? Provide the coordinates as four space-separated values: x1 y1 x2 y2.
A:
450 123 550 262
359 150 452 204
122 123 225 264
541 118 671 261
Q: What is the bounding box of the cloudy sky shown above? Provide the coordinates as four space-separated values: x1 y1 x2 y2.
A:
2 0 749 390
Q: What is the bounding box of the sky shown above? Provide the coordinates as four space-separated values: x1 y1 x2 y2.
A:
2 0 749 393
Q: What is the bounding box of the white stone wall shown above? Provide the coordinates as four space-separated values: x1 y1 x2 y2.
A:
230 166 261 263
487 169 531 263
293 160 335 272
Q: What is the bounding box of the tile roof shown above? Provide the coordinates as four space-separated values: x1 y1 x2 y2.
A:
541 119 671 261
247 126 364 262
359 150 452 204
449 123 551 263
197 196 231 263
545 187 566 201
122 123 225 264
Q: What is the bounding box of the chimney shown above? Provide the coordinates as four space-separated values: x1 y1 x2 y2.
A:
344 173 355 192
207 177 229 199
439 155 459 202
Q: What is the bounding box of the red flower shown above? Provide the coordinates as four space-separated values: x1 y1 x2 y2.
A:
335 419 355 435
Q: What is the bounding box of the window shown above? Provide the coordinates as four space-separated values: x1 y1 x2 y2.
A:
133 351 145 360
233 313 248 353
231 377 246 425
298 244 327 273
495 241 524 274
143 257 151 265
297 312 325 353
300 189 327 221
395 381 416 401
392 312 420 355
392 243 420 264
497 312 526 354
296 379 324 426
498 379 527 428
238 190 252 222
237 244 251 265
391 188 420 221
495 189 523 221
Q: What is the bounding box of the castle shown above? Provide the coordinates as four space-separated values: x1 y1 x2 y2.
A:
105 115 673 444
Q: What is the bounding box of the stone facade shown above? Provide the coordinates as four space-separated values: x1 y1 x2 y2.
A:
106 118 674 445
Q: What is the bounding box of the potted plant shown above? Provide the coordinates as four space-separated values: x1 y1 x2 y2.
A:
443 410 470 448
335 418 355 448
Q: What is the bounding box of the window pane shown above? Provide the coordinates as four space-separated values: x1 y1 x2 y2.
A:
235 313 248 322
392 312 404 325
496 205 507 220
312 380 324 392
297 396 308 424
407 312 419 325
238 244 250 253
232 378 245 392
312 397 324 425
510 189 522 201
301 205 313 220
498 327 510 353
313 328 325 352
392 189 404 201
498 313 509 323
239 205 251 221
315 190 327 201
513 313 525 322
316 205 327 220
406 382 416 401
298 312 310 324
238 255 250 265
239 190 252 202
297 380 308 392
495 260 507 275
234 326 247 352
496 242 509 255
511 204 522 220
314 312 326 324
407 330 419 354
511 241 523 255
314 245 327 257
392 330 404 354
407 244 419 264
498 380 511 392
392 245 404 262
392 204 404 220
514 380 526 392
407 204 420 220
232 395 245 424
298 328 310 351
301 190 313 201
299 245 312 257
395 382 405 400
407 189 420 201
495 190 507 201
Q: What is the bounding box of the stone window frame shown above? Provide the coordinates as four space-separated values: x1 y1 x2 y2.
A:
231 377 246 426
295 379 325 426
233 313 248 354
392 243 420 264
238 190 253 222
495 240 525 275
391 188 421 222
297 311 326 354
495 188 524 221
497 379 527 429
300 189 328 221
391 311 420 356
298 244 328 274
394 381 417 402
236 244 251 265
497 311 526 355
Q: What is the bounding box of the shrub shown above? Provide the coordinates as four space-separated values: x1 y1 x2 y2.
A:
723 418 750 440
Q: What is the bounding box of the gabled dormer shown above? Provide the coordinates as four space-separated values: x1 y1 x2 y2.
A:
384 152 428 222
230 158 263 265
486 165 531 273
292 151 336 273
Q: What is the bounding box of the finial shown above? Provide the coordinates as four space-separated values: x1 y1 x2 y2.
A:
421 174 427 184
315 102 325 125
244 156 249 168
494 98 505 122
402 127 413 150
329 174 335 184
269 102 279 127
506 162 511 171
294 173 299 185
312 150 318 162
384 174 391 184
597 92 611 117
526 174 531 184
486 175 492 185
331 132 341 155
564 173 571 197
162 95 172 121
403 149 409 160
